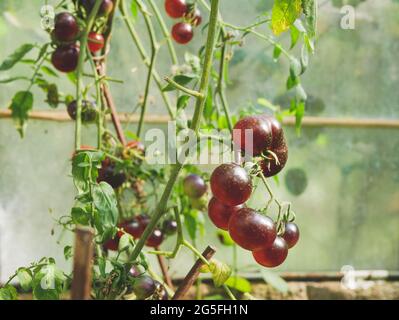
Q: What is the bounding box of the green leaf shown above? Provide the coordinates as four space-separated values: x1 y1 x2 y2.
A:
0 43 34 71
273 44 282 60
302 0 317 38
130 0 138 20
225 276 252 293
216 230 235 246
41 66 59 78
17 268 32 291
0 285 18 300
64 246 73 260
46 83 59 108
9 91 33 137
92 182 119 239
271 0 303 35
162 74 197 92
261 269 289 293
289 25 300 49
71 206 90 225
209 260 232 287
177 95 190 111
72 150 104 194
32 263 66 300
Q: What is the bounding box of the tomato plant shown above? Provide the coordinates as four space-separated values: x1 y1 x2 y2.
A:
0 0 318 300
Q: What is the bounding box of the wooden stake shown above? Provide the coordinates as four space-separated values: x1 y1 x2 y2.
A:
172 246 216 300
71 227 95 300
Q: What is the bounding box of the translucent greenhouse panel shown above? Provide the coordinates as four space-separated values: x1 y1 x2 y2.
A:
1 122 399 282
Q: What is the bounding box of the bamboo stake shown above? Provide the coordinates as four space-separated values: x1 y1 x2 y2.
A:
172 246 216 300
71 226 95 300
1 109 399 128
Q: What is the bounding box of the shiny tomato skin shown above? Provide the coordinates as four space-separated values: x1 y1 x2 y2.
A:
208 197 243 230
252 236 288 268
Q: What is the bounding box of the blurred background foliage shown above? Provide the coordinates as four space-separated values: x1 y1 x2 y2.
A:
0 0 399 281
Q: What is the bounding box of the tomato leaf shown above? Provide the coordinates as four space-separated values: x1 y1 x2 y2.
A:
17 268 33 291
0 285 18 300
225 276 252 293
302 0 317 38
32 263 66 300
0 43 34 71
92 182 119 240
9 91 34 138
271 0 302 35
162 74 197 92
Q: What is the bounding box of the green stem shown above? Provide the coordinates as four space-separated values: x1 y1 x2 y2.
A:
223 284 237 300
87 49 103 149
147 0 179 65
164 77 203 98
136 0 159 138
75 0 103 150
129 0 221 262
119 0 175 118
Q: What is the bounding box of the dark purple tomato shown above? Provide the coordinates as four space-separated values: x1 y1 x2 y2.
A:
252 236 288 268
228 208 276 251
88 32 105 53
132 275 156 300
210 163 252 206
260 141 288 177
282 222 300 249
183 174 207 199
51 45 79 73
103 237 119 251
54 12 79 43
208 197 243 231
66 100 97 123
129 265 142 278
165 0 187 18
233 115 273 157
172 22 194 44
162 220 178 236
80 0 114 16
97 158 126 189
154 281 169 300
122 218 142 239
146 229 164 248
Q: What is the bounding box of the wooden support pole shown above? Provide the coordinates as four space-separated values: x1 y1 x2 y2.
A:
172 246 216 300
71 226 95 300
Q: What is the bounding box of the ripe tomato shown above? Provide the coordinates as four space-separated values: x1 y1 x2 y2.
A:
252 236 288 268
210 163 252 206
146 229 164 248
208 197 243 231
165 0 187 18
183 174 207 199
171 22 194 44
80 0 114 16
282 222 300 249
97 158 126 189
132 275 156 299
51 45 80 73
162 219 178 235
103 237 119 251
228 208 276 251
88 32 105 53
53 12 79 43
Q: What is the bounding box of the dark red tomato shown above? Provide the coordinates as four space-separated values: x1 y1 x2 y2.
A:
260 141 288 177
132 275 156 300
137 214 150 230
252 236 288 268
88 32 105 53
51 45 79 73
282 222 300 249
183 174 207 199
233 115 273 157
162 219 178 235
228 208 276 251
146 229 164 248
208 197 243 231
165 0 187 18
97 158 126 189
80 0 114 16
67 100 97 123
186 8 202 26
103 237 119 251
54 12 79 43
210 163 252 206
122 218 142 239
172 22 194 44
